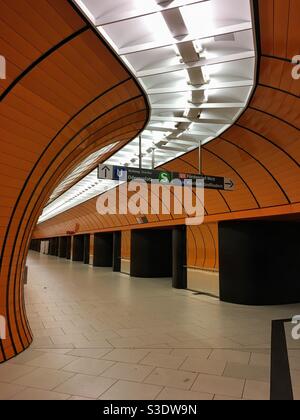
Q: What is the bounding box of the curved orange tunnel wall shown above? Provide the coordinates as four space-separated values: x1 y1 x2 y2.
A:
32 0 299 288
1 0 299 361
0 0 148 363
187 224 219 271
121 231 131 260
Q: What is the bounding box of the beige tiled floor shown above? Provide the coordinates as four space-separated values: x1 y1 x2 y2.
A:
1 252 300 400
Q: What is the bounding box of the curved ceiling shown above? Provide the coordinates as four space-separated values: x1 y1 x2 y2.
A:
39 0 257 222
34 0 300 239
76 0 257 169
0 0 148 362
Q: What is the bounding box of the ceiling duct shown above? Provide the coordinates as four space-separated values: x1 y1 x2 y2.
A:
176 41 199 63
187 67 206 85
214 33 236 42
161 8 188 38
185 109 202 119
155 0 176 7
189 91 206 104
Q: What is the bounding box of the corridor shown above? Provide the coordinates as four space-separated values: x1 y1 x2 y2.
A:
0 252 300 400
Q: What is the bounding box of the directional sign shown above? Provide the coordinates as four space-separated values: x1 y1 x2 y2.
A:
98 164 114 180
98 164 235 191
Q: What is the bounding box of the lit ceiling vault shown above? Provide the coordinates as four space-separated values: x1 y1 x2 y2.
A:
38 0 257 223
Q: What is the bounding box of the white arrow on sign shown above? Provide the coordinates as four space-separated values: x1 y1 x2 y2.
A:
224 178 235 191
98 164 113 180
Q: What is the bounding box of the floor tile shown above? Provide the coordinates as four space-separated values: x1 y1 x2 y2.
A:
0 382 25 400
243 380 270 400
209 349 250 364
249 353 270 367
0 364 37 383
10 388 70 400
103 349 150 364
26 353 78 370
67 349 111 359
213 395 242 400
144 368 197 390
54 374 116 399
180 357 226 376
6 252 296 401
63 357 115 376
192 374 245 398
171 349 211 359
156 387 213 401
14 367 74 390
99 380 162 400
8 350 46 365
102 362 154 382
140 352 186 369
223 362 270 382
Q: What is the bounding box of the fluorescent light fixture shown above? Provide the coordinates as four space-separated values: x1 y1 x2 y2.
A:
180 2 213 37
43 0 256 222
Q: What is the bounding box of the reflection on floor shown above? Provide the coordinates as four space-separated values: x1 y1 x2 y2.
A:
0 251 300 400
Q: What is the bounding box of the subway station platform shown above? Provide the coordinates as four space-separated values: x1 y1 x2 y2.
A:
0 252 299 400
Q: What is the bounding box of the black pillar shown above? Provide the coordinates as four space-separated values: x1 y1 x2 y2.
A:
112 231 121 272
54 237 59 256
58 237 67 258
219 221 300 305
130 229 172 278
93 233 113 267
66 237 71 260
83 234 90 265
72 235 84 262
30 239 41 252
49 238 58 256
172 226 187 289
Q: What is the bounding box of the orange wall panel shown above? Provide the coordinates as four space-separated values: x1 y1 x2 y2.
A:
0 0 148 363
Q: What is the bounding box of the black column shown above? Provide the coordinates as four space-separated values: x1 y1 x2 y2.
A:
30 239 41 252
130 229 172 278
112 232 121 272
83 234 90 265
66 237 71 260
172 226 187 289
49 238 57 256
54 237 59 256
219 221 300 305
58 237 67 258
93 233 113 267
72 235 84 262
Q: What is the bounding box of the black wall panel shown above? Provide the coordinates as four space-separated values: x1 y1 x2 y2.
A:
219 221 300 305
113 231 121 272
130 229 172 278
58 237 67 258
72 235 84 262
83 234 90 265
172 226 187 289
93 233 113 267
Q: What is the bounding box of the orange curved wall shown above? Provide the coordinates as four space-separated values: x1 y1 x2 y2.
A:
187 224 219 271
33 1 300 268
121 231 131 260
0 0 148 363
32 0 300 281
